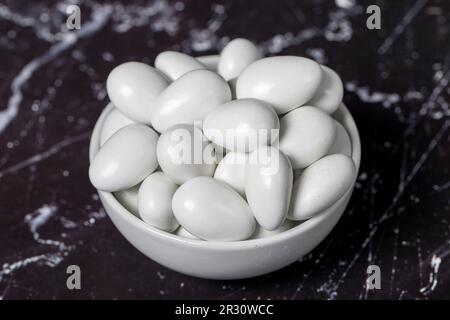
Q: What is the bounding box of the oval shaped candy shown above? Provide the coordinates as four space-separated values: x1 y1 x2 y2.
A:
157 124 216 185
307 65 344 114
155 51 206 81
214 152 249 196
100 107 135 145
236 56 322 114
327 121 352 157
218 38 262 80
288 154 356 220
275 106 336 169
138 172 179 232
203 98 279 152
89 124 159 192
172 176 256 241
114 184 140 216
246 146 293 230
106 62 168 124
151 69 231 133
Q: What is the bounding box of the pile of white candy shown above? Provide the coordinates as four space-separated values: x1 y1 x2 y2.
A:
89 38 356 242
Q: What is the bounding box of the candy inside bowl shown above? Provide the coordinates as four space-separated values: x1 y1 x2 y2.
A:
88 40 361 280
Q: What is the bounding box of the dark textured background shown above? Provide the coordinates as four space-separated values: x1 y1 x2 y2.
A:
0 0 449 299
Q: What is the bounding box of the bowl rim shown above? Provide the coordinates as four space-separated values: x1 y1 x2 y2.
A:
89 65 361 251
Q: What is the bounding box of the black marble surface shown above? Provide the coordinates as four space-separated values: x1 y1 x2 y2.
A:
0 0 449 300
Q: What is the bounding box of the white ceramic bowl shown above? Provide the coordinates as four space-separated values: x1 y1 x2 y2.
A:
89 57 361 280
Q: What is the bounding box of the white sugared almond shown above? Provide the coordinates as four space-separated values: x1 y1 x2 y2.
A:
203 98 279 153
151 69 231 133
106 62 168 124
275 106 336 169
155 51 206 81
237 56 322 114
288 154 356 220
138 172 179 232
89 124 159 192
246 147 293 230
218 38 261 80
172 177 256 241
